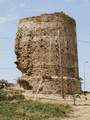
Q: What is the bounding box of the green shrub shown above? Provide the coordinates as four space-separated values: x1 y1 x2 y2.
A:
0 90 24 101
0 90 72 120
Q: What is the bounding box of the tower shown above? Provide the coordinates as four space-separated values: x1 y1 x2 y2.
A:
15 12 81 94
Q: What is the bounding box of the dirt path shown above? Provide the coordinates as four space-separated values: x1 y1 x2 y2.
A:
21 90 90 120
63 105 90 120
63 94 90 120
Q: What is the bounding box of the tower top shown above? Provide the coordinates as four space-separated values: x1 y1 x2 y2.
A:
19 11 76 25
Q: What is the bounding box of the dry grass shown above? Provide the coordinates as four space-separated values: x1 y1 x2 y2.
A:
0 89 72 120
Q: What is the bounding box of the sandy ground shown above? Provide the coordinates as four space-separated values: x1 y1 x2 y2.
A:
62 94 90 120
22 91 90 120
11 87 90 120
63 105 90 120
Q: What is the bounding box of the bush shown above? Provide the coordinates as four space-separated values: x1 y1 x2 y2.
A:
0 90 24 101
0 79 14 89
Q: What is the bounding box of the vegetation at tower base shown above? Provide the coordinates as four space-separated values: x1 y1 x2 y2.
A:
0 89 72 120
0 79 14 89
15 12 81 94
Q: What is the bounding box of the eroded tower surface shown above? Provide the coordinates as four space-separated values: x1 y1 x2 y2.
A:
15 12 81 94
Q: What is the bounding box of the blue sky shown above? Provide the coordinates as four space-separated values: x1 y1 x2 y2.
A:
0 0 90 90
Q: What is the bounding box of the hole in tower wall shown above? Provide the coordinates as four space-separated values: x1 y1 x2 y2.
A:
42 75 52 80
39 86 43 92
17 79 33 90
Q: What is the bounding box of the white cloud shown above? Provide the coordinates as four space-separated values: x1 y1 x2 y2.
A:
8 2 25 14
82 0 89 2
0 16 18 24
19 3 25 8
65 0 74 2
66 0 89 2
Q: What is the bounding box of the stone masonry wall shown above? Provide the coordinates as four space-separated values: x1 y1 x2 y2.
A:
15 12 81 94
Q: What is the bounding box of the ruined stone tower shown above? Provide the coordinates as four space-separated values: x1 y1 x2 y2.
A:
15 12 81 94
